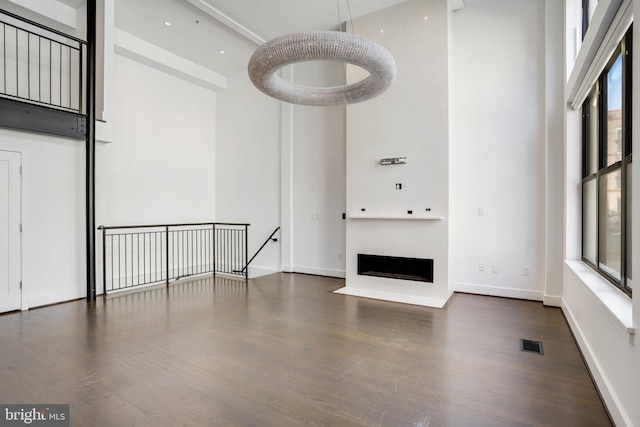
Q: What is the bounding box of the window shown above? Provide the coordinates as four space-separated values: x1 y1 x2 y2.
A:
582 27 632 296
582 0 589 39
581 0 599 40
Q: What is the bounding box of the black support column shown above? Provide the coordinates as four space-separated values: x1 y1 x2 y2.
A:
86 0 97 302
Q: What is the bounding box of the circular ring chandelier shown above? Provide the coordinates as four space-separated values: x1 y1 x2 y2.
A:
248 31 397 106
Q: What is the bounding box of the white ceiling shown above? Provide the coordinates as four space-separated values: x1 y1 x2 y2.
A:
70 0 414 76
57 0 86 8
11 0 466 77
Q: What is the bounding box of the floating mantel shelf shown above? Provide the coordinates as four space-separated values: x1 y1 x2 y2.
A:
348 213 444 220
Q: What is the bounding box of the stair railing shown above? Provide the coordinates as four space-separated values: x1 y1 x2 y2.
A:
234 227 280 275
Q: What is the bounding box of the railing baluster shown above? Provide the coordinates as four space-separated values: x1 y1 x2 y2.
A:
38 36 40 102
101 226 106 295
110 235 114 291
214 228 217 273
244 225 249 280
165 226 169 286
79 44 83 113
128 234 132 288
3 23 6 94
67 44 71 108
118 234 123 290
136 233 140 286
14 26 17 97
186 230 188 275
154 231 158 283
143 232 146 285
48 39 51 104
27 31 29 100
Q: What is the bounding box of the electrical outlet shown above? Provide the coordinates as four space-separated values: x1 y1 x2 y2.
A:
479 263 485 272
338 253 343 260
478 207 485 216
523 266 530 276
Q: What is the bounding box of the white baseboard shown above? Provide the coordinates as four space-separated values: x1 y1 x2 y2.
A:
333 286 452 308
451 282 544 301
27 289 84 309
543 295 563 307
248 266 280 279
291 265 346 279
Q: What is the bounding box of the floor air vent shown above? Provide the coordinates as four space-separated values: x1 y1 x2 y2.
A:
520 339 544 355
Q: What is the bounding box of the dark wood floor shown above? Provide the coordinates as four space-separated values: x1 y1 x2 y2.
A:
0 273 611 426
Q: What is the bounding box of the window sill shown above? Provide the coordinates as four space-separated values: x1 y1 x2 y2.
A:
565 260 634 335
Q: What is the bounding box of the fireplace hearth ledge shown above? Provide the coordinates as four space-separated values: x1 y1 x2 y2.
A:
333 286 453 308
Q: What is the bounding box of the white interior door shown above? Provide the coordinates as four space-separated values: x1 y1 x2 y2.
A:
0 150 21 313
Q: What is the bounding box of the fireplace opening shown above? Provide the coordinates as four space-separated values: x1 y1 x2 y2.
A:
357 254 433 283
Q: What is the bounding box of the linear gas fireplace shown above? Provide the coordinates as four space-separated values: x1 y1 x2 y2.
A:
357 254 433 283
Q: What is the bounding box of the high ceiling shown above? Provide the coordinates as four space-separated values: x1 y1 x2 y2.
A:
61 0 414 76
7 0 467 77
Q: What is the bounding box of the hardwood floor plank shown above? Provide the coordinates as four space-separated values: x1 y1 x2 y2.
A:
0 273 611 426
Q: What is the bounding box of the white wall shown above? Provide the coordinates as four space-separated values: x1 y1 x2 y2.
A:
450 0 547 300
562 267 638 426
0 129 86 308
543 0 566 305
290 62 347 278
216 62 347 279
341 0 452 307
215 71 282 277
101 53 216 225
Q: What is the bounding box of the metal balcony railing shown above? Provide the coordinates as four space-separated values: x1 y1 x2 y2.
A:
0 9 86 113
98 222 250 294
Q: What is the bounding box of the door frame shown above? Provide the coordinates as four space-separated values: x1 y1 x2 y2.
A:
0 149 22 313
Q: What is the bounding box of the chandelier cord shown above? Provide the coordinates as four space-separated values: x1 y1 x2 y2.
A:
337 0 346 74
346 0 355 34
337 0 356 34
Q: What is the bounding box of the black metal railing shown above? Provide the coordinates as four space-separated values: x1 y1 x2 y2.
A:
0 9 86 113
234 226 280 274
98 222 249 294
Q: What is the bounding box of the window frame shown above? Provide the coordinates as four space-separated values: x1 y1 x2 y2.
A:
581 26 632 297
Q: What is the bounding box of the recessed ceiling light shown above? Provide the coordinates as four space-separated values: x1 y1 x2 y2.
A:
424 16 429 20
380 29 384 33
219 50 225 54
164 21 172 26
